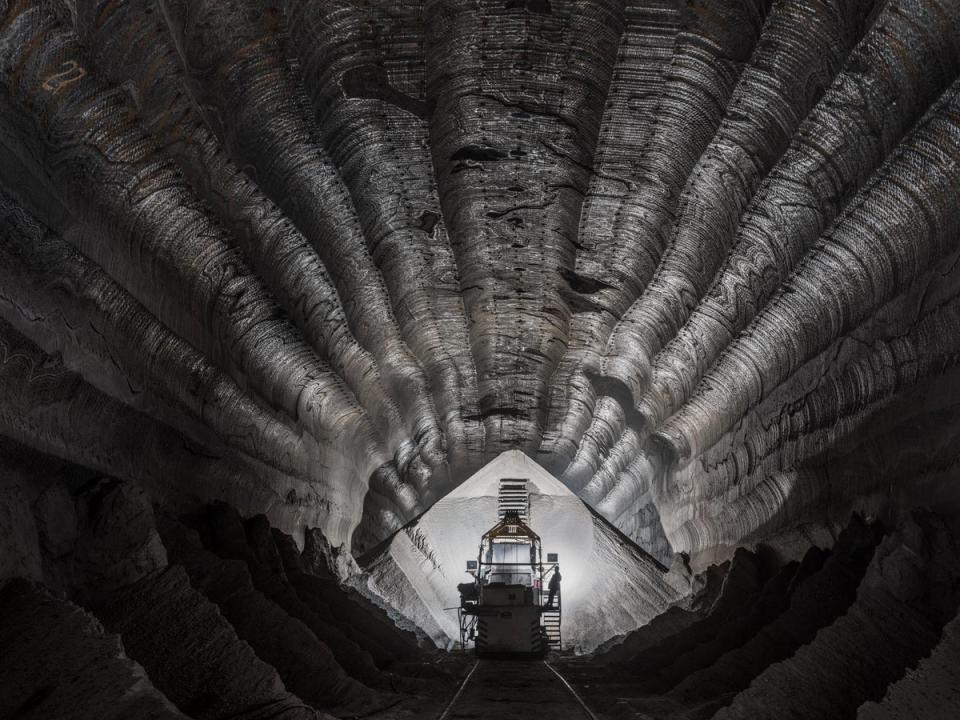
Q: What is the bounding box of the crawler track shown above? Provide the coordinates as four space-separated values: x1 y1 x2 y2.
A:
438 659 598 720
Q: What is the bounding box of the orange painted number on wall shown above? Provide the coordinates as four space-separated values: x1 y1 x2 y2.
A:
42 60 87 95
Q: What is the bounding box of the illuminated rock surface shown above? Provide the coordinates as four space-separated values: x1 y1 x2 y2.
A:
2 0 960 716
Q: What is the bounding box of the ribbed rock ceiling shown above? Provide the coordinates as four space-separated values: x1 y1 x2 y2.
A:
2 0 960 565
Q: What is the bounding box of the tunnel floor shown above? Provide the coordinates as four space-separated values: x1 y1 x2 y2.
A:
436 659 596 720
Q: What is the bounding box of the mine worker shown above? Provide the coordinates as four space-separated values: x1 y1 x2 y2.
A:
545 566 562 608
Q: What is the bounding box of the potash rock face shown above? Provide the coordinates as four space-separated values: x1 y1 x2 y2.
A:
2 0 960 714
3 0 958 566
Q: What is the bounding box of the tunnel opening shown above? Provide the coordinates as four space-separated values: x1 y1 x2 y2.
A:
358 451 684 655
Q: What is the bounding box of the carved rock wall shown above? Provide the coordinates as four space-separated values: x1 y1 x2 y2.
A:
0 0 958 574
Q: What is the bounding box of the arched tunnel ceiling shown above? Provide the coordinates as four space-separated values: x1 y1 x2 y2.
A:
1 0 960 565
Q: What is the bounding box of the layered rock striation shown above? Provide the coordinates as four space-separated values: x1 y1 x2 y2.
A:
3 0 960 714
0 0 957 566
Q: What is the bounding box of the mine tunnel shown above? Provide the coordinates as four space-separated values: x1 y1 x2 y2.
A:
2 0 960 717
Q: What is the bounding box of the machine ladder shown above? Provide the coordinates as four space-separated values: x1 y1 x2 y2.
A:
542 606 561 649
541 572 562 651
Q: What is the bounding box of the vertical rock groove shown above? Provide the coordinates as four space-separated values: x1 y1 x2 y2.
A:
425 0 626 453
